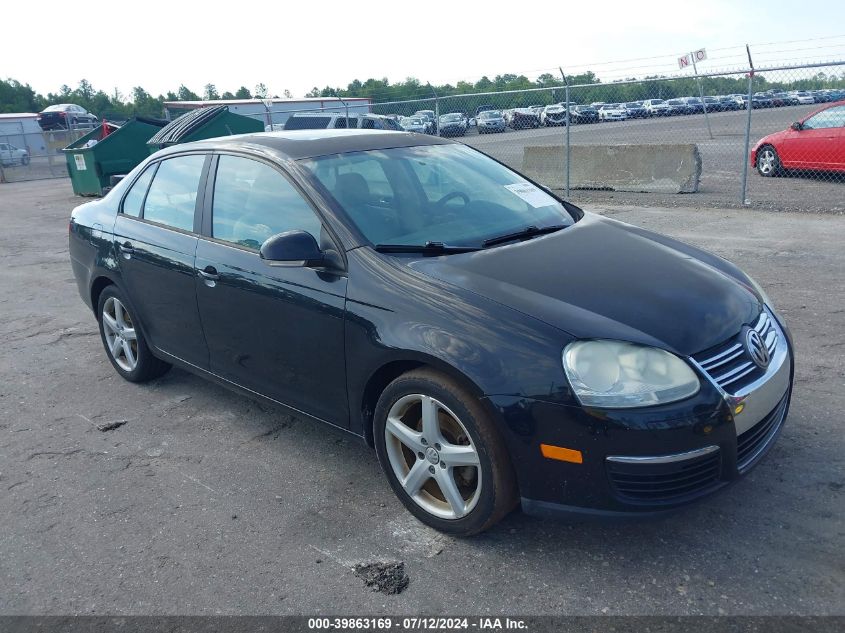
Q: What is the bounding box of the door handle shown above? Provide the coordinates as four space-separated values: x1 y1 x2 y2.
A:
118 241 134 257
198 266 219 281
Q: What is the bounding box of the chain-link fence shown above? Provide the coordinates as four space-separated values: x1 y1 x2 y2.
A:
0 122 88 183
3 61 843 212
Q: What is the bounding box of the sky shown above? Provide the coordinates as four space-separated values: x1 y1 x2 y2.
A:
6 0 845 100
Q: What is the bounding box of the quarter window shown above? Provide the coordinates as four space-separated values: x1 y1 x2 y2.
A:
142 155 205 231
122 164 157 217
212 155 322 251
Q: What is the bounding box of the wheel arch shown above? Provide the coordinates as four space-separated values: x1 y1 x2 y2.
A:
359 355 488 448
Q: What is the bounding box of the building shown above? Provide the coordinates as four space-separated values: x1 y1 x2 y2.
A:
163 97 372 128
0 113 48 156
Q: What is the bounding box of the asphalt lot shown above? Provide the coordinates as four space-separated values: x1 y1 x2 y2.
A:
460 104 845 213
0 179 843 616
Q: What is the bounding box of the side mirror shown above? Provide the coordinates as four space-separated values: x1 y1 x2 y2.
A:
260 230 324 267
791 122 802 131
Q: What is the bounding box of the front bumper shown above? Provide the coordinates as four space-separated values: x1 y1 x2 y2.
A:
485 311 794 518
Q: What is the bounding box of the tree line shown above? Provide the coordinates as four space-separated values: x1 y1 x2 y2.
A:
2 70 843 120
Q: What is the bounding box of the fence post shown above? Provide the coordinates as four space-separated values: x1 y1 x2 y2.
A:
741 45 755 206
691 53 714 140
559 67 571 198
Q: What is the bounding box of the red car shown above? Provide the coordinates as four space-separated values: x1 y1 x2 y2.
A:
751 100 845 176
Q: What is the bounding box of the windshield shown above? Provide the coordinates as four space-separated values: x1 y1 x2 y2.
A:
625 103 639 107
300 144 575 248
479 111 501 119
441 114 462 122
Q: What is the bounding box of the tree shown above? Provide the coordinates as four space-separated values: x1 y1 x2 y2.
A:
203 83 219 100
253 83 268 98
177 84 200 101
234 86 251 99
283 89 292 99
305 87 321 98
221 91 235 100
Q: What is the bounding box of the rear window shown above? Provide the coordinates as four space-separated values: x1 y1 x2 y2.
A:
284 116 332 130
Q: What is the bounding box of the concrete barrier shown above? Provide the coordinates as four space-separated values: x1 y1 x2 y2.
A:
522 144 702 194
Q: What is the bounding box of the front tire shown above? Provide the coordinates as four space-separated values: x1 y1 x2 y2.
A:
97 286 171 382
374 369 517 535
756 145 781 177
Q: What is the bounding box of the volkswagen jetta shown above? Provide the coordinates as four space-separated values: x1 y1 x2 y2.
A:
69 130 793 535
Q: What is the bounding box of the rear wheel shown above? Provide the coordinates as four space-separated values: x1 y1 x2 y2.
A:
97 286 171 382
757 145 781 177
374 369 517 535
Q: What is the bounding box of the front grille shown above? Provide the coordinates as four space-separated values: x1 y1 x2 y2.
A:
607 448 722 505
736 394 789 472
693 310 779 393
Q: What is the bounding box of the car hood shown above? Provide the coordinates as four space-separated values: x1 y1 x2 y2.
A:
407 214 760 356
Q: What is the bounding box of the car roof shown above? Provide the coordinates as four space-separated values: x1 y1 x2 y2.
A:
160 129 454 161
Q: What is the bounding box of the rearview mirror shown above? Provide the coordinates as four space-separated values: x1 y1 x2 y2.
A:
260 230 324 267
791 121 802 131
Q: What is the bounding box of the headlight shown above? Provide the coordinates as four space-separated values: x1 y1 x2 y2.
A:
562 340 700 408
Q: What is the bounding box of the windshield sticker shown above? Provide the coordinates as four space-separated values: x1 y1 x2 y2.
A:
504 183 555 208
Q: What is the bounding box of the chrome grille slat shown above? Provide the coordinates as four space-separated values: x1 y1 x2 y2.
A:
693 309 780 394
699 343 743 370
718 363 757 387
714 360 755 384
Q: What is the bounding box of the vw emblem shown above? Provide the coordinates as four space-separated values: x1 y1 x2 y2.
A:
745 329 770 368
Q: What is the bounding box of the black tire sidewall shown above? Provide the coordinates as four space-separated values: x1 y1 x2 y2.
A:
373 372 510 535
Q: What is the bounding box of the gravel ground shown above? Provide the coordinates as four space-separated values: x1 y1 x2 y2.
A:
0 179 843 616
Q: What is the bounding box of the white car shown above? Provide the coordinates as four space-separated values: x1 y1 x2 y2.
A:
642 99 670 116
598 103 628 121
789 91 816 105
0 142 29 167
540 103 567 126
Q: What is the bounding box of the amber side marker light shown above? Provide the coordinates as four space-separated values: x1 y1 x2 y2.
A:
540 444 583 464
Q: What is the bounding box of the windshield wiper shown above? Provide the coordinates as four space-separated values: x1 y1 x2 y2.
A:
482 224 567 248
374 241 481 255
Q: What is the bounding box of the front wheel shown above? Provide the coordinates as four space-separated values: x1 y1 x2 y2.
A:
21 154 30 166
374 369 517 535
97 286 171 382
756 145 781 177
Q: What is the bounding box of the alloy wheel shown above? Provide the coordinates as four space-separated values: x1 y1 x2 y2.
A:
758 148 777 175
102 297 138 372
384 394 482 520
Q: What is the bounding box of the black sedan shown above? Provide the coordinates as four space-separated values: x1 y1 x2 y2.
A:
69 130 793 535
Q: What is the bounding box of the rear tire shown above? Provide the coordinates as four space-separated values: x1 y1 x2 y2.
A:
756 145 781 177
97 286 171 383
374 369 517 535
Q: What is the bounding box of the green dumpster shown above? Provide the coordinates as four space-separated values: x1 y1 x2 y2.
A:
63 117 167 196
147 105 263 154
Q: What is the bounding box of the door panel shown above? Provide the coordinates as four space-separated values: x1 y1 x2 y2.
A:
195 242 348 424
113 154 209 367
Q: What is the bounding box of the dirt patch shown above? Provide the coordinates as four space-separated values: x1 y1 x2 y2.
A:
353 561 410 595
